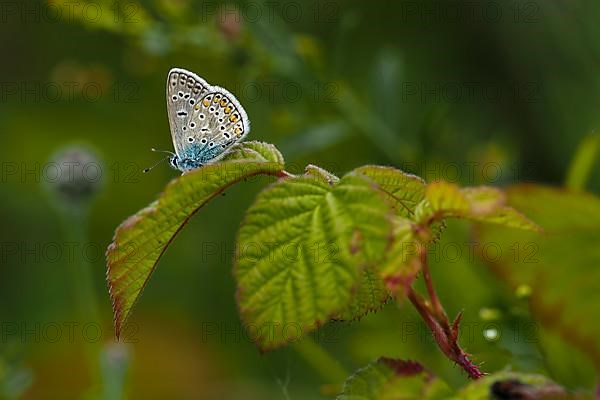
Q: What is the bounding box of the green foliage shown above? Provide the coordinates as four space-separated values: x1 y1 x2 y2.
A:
332 264 391 322
12 0 600 396
337 358 452 400
416 181 542 232
375 216 421 296
352 166 426 219
235 171 393 350
105 142 542 376
337 358 591 400
106 142 284 337
475 185 600 386
333 166 427 320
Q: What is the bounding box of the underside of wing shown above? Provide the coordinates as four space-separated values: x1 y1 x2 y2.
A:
166 68 211 155
192 88 250 149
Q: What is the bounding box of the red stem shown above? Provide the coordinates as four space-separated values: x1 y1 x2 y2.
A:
406 255 484 379
420 251 447 322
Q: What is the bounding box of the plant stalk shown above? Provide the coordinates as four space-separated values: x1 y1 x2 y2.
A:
292 336 348 385
405 252 484 379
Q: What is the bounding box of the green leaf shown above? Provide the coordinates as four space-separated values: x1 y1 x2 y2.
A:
351 166 449 244
322 165 391 321
235 172 393 350
333 166 426 317
334 266 391 322
416 181 541 232
106 142 285 338
338 360 588 400
353 165 426 218
421 181 471 217
304 164 340 185
223 140 285 164
336 358 453 400
475 185 600 387
378 217 422 296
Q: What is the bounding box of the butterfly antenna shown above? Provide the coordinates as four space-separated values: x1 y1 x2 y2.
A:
151 148 175 156
143 155 171 173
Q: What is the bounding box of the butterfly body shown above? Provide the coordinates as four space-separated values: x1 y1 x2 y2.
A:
169 143 225 171
165 68 250 173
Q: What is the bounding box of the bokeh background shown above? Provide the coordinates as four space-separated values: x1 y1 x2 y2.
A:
1 0 600 398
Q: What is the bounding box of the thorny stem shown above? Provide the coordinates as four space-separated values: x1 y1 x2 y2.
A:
407 288 448 352
406 252 485 380
420 251 446 322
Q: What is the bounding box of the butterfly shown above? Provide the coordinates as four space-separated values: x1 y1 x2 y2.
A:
145 68 250 173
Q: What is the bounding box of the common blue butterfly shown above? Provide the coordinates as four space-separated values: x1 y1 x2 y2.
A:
146 68 250 173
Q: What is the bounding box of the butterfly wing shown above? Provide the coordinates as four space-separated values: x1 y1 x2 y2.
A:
166 68 250 166
190 87 251 163
166 68 211 157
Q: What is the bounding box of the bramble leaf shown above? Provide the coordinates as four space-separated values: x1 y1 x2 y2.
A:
334 167 427 318
106 142 285 338
353 166 448 244
235 171 393 350
336 167 434 318
338 359 587 400
336 358 452 400
416 181 541 232
378 217 422 295
334 266 391 322
330 166 428 321
353 165 426 218
302 166 390 323
304 164 340 185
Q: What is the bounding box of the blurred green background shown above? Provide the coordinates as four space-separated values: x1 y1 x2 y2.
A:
1 0 599 398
